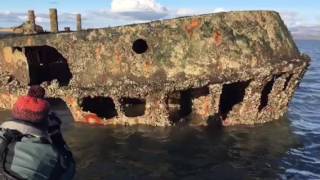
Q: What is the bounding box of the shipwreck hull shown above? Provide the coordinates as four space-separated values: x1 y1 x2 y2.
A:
0 11 309 126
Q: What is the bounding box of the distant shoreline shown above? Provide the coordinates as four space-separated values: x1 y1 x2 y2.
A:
294 38 320 41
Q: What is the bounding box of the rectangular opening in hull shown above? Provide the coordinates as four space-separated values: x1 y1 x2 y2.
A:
283 74 293 90
24 45 72 86
219 81 250 119
80 97 118 119
259 77 276 111
168 86 210 123
120 98 146 117
180 90 193 117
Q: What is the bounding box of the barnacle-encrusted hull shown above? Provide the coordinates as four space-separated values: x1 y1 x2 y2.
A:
0 11 309 126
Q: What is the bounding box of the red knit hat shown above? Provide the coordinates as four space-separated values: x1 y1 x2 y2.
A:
12 96 50 123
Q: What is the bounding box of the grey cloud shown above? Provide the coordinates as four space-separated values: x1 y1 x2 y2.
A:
280 11 301 27
115 11 168 20
290 25 320 40
0 12 26 27
110 0 169 20
279 11 320 39
88 9 168 21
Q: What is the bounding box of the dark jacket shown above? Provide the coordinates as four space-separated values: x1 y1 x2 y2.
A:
0 115 75 180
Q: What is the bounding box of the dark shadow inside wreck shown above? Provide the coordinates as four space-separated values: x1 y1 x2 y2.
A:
120 98 146 117
283 74 293 91
24 45 72 86
81 97 118 119
180 90 193 118
168 86 210 124
167 91 182 123
259 77 276 111
219 81 250 119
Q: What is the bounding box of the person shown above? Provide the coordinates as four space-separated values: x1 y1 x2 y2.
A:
0 85 75 180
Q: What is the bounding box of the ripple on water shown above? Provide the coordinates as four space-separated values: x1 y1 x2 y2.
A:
280 40 320 179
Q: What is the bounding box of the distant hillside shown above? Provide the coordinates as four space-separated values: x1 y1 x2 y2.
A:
0 32 10 38
0 32 8 37
290 26 320 40
0 31 17 39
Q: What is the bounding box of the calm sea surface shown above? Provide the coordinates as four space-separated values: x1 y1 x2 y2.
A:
0 40 319 179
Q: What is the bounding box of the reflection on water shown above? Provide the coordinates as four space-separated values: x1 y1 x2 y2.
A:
279 40 320 179
65 118 299 179
0 40 319 179
0 108 300 179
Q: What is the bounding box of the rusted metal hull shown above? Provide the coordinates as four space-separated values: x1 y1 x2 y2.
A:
0 11 310 126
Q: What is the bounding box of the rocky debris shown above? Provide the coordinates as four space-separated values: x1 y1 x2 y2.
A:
0 21 44 35
12 21 44 35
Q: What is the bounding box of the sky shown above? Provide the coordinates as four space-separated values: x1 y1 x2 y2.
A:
0 0 319 38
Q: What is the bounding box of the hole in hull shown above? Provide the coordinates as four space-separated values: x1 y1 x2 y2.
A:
180 90 193 117
259 77 276 111
132 39 148 54
24 45 72 86
167 92 182 123
80 97 117 119
219 81 250 119
168 86 210 123
120 98 146 117
283 74 293 90
190 86 210 99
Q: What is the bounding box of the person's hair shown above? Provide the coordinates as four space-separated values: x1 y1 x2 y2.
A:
28 85 45 98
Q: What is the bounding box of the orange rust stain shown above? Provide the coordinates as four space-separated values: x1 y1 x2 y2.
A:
213 31 223 46
195 97 212 117
190 19 200 29
114 50 123 72
95 46 102 60
27 38 33 46
143 60 152 73
64 97 77 106
202 100 210 116
265 106 272 113
185 19 201 37
84 114 104 125
222 119 232 126
115 50 122 65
